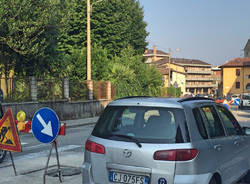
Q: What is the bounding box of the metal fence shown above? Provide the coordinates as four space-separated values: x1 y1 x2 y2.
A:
1 77 115 102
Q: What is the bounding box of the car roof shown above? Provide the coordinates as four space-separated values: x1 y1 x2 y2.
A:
108 96 214 108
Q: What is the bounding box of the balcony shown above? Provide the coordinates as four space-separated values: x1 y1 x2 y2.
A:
186 77 214 81
186 84 218 88
186 70 212 74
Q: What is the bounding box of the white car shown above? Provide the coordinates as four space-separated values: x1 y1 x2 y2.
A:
240 93 250 109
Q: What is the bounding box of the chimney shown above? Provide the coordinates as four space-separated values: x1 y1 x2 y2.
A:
153 45 157 61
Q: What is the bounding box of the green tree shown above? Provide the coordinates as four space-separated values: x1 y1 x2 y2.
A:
0 0 63 77
62 44 109 81
105 47 163 98
58 0 148 56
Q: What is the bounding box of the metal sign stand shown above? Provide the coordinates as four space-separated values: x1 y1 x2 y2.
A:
43 140 63 184
9 151 17 176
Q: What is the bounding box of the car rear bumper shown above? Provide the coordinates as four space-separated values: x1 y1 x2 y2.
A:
174 173 211 184
83 162 212 184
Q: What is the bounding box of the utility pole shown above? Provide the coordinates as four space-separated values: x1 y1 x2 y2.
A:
168 48 171 87
86 0 93 100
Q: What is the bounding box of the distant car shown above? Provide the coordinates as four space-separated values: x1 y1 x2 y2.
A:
0 104 6 163
240 93 250 109
82 96 250 184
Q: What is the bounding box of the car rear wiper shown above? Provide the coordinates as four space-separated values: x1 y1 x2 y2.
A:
108 133 142 148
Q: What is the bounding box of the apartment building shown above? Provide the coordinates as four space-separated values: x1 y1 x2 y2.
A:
143 45 169 63
143 46 186 94
144 46 215 96
221 57 250 96
153 59 186 94
172 58 214 95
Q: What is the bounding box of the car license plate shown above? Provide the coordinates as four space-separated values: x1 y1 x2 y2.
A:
109 171 149 184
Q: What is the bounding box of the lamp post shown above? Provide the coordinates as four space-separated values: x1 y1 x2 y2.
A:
168 48 181 97
168 48 171 87
86 0 105 100
86 0 93 100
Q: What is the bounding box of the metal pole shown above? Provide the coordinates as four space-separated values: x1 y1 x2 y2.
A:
9 152 17 176
43 143 54 184
54 141 63 183
86 0 93 100
168 48 171 87
87 0 91 81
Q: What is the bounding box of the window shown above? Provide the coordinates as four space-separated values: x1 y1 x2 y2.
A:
236 82 240 89
200 106 225 138
92 106 187 143
216 106 242 136
236 69 240 76
193 108 208 139
246 83 250 90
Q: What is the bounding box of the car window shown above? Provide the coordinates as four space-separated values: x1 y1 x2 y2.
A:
216 105 242 136
92 106 187 143
200 106 225 138
193 108 208 139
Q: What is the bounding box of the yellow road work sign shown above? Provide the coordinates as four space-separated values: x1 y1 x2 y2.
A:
0 109 22 152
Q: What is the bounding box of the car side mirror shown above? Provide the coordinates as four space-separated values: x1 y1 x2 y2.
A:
242 127 250 135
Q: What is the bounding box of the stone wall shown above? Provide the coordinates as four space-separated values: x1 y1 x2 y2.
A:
2 99 111 121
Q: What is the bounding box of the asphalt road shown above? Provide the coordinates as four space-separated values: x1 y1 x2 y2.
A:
0 124 95 167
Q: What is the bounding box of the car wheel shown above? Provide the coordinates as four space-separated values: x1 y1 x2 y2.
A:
209 177 217 184
0 149 6 163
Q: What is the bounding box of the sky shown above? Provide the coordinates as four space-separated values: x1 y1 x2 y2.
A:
139 0 250 66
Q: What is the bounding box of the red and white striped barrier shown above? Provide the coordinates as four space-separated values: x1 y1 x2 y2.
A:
16 120 66 136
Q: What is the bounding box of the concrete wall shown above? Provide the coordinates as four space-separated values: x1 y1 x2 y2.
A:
2 99 111 121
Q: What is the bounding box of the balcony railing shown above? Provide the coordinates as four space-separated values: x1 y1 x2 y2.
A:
186 77 214 81
186 84 217 88
186 70 212 74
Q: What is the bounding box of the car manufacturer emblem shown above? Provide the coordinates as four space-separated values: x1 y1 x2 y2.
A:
123 149 132 158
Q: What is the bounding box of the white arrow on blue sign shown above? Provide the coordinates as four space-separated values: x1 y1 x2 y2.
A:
234 98 241 106
32 107 60 144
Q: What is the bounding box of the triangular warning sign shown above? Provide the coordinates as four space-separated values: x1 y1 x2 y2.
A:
0 109 22 152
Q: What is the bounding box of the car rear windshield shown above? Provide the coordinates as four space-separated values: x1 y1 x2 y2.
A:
92 106 188 143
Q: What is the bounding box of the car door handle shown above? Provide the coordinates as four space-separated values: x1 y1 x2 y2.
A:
214 144 222 151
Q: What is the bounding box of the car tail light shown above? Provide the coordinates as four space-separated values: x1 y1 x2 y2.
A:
153 149 198 161
85 140 105 154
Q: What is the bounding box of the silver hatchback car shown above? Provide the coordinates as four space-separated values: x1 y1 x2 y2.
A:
82 97 250 184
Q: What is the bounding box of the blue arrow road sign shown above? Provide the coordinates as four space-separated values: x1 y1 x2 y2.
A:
234 98 241 106
32 107 60 144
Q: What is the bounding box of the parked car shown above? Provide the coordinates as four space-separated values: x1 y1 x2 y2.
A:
82 96 250 184
0 103 6 163
240 93 250 109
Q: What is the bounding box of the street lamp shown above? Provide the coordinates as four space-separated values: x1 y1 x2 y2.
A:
86 0 104 100
168 48 181 97
86 0 93 100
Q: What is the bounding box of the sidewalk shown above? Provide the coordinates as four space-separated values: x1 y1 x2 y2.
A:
0 151 83 184
0 117 99 184
61 116 99 128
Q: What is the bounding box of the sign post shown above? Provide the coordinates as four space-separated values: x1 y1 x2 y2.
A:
0 109 22 176
32 107 62 184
